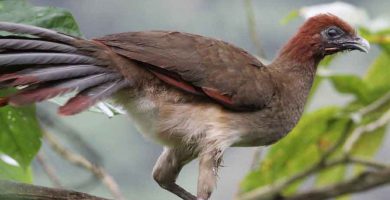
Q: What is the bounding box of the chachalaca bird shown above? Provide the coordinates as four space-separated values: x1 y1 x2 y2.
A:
0 14 369 200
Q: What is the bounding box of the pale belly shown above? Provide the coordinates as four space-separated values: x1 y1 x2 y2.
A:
119 95 244 148
115 88 299 149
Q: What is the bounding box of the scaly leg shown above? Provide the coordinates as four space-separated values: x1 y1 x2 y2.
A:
153 147 196 200
197 149 223 200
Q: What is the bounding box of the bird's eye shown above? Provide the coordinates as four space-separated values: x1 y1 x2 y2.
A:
326 27 344 38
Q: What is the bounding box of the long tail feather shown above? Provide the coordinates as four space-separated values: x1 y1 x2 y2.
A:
0 65 110 85
0 22 76 43
59 79 131 115
0 22 130 115
48 73 122 91
8 73 121 106
0 53 97 66
0 39 78 52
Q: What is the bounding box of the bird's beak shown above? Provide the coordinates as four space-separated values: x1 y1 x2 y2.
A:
343 36 370 53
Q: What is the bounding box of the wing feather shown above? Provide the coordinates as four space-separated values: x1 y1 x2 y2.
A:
96 31 273 110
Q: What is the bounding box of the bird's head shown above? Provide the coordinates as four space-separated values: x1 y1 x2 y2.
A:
278 14 370 64
304 14 369 55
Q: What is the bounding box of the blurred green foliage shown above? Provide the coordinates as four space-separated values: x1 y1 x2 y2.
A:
0 0 81 36
0 0 81 183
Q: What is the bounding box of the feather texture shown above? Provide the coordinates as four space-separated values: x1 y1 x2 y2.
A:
0 22 130 114
9 73 121 106
59 79 131 115
0 65 109 85
0 39 78 52
0 22 75 43
0 53 97 66
97 31 272 110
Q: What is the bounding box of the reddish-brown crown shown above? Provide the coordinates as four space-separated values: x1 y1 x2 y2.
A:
299 14 356 36
277 14 356 64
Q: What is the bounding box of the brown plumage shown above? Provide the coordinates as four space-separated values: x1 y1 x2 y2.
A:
0 14 369 200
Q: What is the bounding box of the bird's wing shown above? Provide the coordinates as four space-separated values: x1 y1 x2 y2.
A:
96 31 274 110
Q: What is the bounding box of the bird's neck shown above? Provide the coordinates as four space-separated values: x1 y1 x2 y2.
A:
271 34 324 82
273 33 323 74
268 36 324 104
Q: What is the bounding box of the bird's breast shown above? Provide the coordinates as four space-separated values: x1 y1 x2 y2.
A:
232 94 306 147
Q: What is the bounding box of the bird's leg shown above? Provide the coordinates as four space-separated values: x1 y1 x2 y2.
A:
197 149 223 200
153 147 196 200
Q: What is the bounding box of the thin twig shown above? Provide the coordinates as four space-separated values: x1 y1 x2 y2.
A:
250 147 264 170
36 152 63 188
344 109 390 153
320 119 353 162
43 131 125 200
350 90 390 123
347 156 388 170
37 108 102 189
244 0 267 59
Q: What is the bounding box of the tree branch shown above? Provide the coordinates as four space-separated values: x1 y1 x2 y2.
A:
37 109 103 189
347 156 388 169
344 108 390 153
36 152 63 188
43 131 125 200
236 117 389 200
0 180 111 200
350 90 390 123
281 167 390 200
236 155 389 200
236 157 346 200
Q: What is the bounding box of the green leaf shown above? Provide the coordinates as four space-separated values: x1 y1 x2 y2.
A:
345 53 390 166
0 0 81 36
0 90 42 169
314 119 349 188
364 53 390 100
319 55 337 67
328 74 370 103
315 165 346 186
351 127 386 175
241 5 390 199
0 0 81 179
359 27 390 53
327 52 390 104
240 107 341 193
280 10 299 25
0 157 32 183
351 127 386 157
